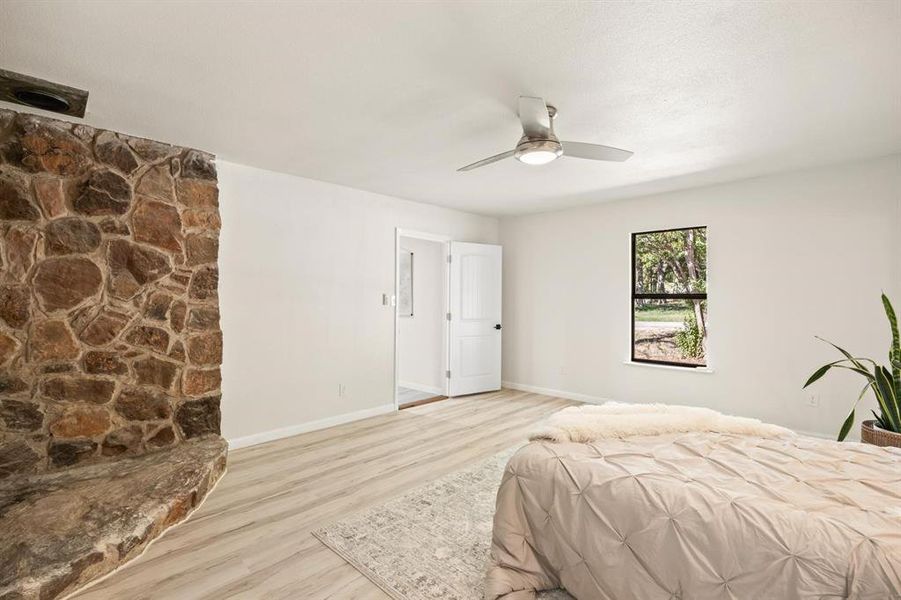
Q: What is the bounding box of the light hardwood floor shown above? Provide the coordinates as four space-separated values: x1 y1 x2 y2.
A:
71 389 576 600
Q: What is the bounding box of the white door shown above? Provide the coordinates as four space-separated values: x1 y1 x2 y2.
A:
448 242 502 396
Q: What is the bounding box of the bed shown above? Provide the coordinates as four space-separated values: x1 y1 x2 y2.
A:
485 405 901 600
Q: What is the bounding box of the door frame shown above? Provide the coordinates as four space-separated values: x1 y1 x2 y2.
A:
393 228 452 410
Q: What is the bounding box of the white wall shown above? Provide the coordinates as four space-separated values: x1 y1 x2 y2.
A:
500 155 901 437
217 162 498 444
397 237 445 394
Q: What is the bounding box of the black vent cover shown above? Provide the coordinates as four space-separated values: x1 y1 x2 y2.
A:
0 69 88 118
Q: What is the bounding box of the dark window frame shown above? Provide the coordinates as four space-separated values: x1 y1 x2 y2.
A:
631 226 707 369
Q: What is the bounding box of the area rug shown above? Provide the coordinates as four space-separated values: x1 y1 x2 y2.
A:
312 447 572 600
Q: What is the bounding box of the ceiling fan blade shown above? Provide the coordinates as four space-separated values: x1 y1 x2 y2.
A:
457 150 515 172
562 141 633 162
518 96 551 138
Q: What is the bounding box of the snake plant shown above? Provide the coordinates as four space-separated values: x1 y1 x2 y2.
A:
804 294 901 441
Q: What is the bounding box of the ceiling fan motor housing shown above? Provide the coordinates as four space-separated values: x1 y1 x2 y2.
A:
514 104 562 163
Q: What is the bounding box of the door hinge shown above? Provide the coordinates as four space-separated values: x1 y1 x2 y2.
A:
447 254 452 263
446 312 451 321
446 370 451 379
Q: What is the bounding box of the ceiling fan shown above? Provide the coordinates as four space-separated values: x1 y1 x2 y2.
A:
458 96 633 172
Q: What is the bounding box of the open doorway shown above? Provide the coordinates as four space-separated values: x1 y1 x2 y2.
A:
395 230 449 409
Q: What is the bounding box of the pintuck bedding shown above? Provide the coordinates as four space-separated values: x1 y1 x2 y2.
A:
485 407 901 600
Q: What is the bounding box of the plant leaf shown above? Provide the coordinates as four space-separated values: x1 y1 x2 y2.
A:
838 382 872 442
804 364 834 388
837 409 856 442
873 366 900 432
816 337 858 361
804 358 880 388
814 337 879 373
830 364 876 381
882 294 901 414
880 365 901 431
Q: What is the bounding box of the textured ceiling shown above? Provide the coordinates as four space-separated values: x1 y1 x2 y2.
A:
1 1 899 215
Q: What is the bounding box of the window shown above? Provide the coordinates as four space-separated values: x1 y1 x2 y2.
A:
631 227 707 368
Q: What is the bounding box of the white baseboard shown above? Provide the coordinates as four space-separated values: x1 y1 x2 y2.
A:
502 381 613 405
228 403 396 450
398 381 444 395
503 381 835 440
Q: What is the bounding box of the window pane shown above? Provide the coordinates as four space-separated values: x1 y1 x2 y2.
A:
634 227 707 295
633 299 707 366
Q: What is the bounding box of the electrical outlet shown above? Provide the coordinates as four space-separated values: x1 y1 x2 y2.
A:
338 384 346 398
806 394 819 408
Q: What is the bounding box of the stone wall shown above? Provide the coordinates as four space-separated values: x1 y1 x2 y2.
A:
0 108 222 477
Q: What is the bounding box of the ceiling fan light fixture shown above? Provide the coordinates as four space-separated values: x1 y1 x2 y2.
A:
517 149 558 165
514 139 563 166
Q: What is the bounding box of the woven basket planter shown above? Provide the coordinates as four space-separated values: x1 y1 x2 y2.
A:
861 420 901 448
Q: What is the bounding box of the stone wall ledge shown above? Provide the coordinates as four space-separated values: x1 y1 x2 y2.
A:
0 436 227 600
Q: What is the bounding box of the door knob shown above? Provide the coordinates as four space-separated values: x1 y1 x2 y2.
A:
494 324 502 330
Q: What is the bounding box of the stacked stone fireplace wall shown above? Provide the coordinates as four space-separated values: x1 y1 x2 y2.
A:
0 108 222 477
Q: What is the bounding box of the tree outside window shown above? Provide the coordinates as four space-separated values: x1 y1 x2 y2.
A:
632 227 707 367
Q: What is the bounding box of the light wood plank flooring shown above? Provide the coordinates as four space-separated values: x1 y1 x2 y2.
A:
71 389 575 600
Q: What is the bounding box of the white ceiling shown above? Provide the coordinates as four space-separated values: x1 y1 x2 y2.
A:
1 1 899 216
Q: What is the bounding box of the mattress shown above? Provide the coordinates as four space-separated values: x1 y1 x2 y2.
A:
485 433 901 599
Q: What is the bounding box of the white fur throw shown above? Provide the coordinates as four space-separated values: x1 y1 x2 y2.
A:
530 402 795 442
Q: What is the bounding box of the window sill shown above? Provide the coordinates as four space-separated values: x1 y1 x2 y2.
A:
623 361 715 374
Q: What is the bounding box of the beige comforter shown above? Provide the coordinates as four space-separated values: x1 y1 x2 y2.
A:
486 433 901 599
